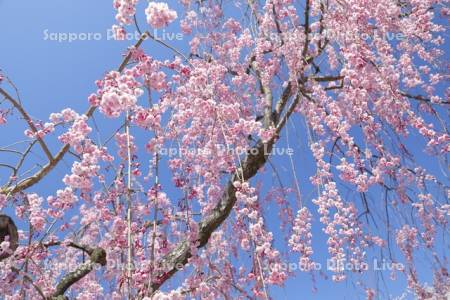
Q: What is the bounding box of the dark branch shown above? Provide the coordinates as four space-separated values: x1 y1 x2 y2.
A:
399 92 450 105
141 93 301 297
0 88 53 161
50 247 107 299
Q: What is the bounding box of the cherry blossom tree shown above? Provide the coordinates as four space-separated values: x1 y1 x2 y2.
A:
0 0 448 299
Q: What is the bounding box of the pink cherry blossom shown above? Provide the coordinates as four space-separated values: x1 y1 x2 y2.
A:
0 0 448 298
145 2 177 28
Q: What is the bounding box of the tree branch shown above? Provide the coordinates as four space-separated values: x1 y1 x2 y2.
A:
50 247 107 299
141 92 301 297
43 241 94 256
399 91 450 105
0 88 53 161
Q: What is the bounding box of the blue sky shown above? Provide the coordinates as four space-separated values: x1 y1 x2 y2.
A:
0 1 447 299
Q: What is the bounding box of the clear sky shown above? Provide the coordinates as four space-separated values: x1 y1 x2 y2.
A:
0 1 446 299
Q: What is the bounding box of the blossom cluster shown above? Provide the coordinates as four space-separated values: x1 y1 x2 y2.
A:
0 0 448 298
288 207 315 271
145 2 177 28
